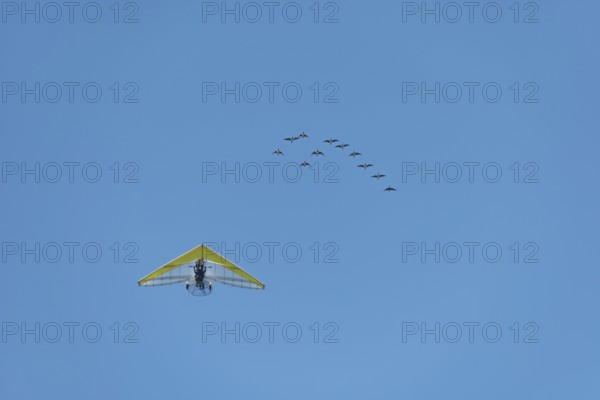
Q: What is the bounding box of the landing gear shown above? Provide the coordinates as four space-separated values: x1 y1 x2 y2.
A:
186 279 214 296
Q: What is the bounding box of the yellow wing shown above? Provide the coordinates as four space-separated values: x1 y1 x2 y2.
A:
138 244 265 290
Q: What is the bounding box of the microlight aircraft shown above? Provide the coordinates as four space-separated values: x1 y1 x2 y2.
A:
138 244 265 296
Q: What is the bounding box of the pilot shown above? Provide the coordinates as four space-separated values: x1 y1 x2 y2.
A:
194 259 206 289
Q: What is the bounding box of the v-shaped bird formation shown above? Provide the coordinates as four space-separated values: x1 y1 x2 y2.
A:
272 131 396 192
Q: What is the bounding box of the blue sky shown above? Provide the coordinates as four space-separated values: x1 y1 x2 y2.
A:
1 1 599 398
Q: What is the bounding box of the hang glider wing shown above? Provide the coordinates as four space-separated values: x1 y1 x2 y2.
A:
137 261 193 287
138 244 265 290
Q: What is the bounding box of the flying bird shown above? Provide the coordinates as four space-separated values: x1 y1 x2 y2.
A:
284 136 299 143
358 163 373 169
335 143 349 149
349 151 362 157
384 186 397 192
273 149 284 155
311 150 324 156
299 132 309 139
300 161 311 167
372 173 386 179
323 138 338 144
